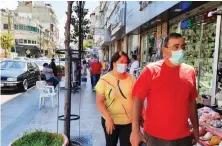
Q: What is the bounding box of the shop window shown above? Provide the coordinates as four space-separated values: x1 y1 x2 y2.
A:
181 15 216 97
28 40 31 44
19 39 23 43
24 40 27 43
3 24 8 29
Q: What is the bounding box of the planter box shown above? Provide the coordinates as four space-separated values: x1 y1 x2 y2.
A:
9 133 69 146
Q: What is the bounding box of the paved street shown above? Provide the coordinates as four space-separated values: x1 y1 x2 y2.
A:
1 76 105 146
1 86 35 105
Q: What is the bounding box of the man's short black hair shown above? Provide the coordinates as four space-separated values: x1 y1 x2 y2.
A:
43 63 48 67
163 33 183 47
132 54 137 60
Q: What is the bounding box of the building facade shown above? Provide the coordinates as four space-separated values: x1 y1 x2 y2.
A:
0 1 59 57
96 1 222 106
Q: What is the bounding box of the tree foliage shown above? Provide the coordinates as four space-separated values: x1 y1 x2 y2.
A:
83 41 92 49
70 2 90 44
0 33 14 52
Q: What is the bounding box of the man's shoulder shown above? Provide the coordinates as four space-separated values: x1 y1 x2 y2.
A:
146 60 164 70
180 63 195 72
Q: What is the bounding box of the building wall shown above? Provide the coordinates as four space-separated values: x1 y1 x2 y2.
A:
125 1 179 34
0 10 40 46
16 1 59 46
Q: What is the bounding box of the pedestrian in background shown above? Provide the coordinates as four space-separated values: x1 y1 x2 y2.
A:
50 59 58 78
81 59 88 84
129 55 139 77
91 57 102 91
95 51 136 146
89 55 95 87
102 59 108 75
130 33 199 146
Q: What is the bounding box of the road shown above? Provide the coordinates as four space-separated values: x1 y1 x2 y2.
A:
1 86 35 105
1 86 39 146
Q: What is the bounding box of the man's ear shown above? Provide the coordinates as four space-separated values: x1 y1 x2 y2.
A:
162 47 171 58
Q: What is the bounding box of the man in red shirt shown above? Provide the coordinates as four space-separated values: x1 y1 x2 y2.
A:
91 57 102 91
130 33 199 146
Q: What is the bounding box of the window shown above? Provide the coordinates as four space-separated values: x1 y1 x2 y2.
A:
34 41 36 44
19 39 23 43
28 40 31 44
32 40 35 44
3 24 8 29
18 24 24 30
14 24 19 30
15 39 18 44
24 40 27 43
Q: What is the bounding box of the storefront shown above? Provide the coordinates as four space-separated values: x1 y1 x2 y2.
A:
140 28 157 67
167 2 221 105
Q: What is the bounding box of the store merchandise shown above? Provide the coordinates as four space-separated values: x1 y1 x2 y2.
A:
200 132 213 141
197 107 222 146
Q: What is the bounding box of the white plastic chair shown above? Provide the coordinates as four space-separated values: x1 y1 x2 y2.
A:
36 81 58 109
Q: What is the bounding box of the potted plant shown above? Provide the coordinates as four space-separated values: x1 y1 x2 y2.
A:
57 65 64 80
9 130 69 146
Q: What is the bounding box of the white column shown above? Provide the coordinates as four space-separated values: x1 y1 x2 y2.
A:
211 11 222 106
115 41 118 52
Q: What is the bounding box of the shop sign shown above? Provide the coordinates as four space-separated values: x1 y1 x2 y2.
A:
111 3 124 31
139 1 151 11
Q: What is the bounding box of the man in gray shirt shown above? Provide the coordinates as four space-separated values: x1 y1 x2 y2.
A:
43 63 59 87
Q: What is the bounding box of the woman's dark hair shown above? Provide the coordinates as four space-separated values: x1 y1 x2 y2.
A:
83 60 86 64
109 51 129 71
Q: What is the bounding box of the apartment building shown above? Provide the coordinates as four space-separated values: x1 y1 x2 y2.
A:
0 1 59 57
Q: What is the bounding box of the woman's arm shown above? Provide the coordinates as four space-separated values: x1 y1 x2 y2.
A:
96 93 111 120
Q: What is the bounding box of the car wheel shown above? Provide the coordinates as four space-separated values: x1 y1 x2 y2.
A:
21 79 28 92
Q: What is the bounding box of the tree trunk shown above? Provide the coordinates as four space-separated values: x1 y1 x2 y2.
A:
64 1 74 141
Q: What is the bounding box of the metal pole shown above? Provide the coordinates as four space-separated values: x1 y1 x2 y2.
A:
78 1 82 85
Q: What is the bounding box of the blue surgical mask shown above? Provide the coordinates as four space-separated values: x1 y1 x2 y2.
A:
117 64 127 73
169 50 186 65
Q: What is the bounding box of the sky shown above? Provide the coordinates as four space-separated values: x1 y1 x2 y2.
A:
1 1 100 42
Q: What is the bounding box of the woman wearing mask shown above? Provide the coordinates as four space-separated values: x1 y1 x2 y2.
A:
95 51 136 146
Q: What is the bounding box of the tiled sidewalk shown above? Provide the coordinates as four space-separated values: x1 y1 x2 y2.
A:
1 76 106 146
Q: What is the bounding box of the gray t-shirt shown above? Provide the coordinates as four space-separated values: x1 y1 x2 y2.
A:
43 67 53 80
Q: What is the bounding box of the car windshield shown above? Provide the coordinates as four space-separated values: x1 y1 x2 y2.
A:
1 61 26 70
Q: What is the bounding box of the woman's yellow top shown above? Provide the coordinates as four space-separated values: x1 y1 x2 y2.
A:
95 72 136 125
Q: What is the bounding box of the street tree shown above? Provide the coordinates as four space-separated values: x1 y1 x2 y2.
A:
83 41 92 49
70 2 90 44
0 33 14 58
64 1 74 141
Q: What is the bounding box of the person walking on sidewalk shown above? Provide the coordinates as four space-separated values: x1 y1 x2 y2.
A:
130 33 199 146
95 51 136 146
89 55 95 86
129 55 139 77
91 57 102 91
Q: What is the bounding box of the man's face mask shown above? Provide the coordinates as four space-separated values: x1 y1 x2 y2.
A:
117 64 127 73
169 50 186 65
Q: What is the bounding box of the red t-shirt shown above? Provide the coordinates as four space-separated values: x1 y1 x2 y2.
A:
132 60 198 140
91 62 102 75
